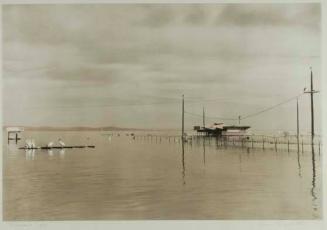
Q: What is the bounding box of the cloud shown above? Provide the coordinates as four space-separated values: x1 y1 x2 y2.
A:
2 4 321 130
215 3 320 28
139 5 177 27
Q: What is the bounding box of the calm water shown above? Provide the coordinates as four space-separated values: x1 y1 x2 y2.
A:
3 131 321 220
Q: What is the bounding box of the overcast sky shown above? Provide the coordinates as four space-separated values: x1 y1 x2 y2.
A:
2 4 321 133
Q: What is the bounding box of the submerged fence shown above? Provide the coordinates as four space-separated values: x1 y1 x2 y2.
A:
132 133 321 153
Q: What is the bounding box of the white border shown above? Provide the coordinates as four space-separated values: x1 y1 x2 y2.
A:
0 1 325 229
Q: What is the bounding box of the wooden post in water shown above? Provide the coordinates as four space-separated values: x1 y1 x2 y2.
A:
287 138 290 152
274 137 277 151
252 138 254 148
302 138 304 153
262 137 265 149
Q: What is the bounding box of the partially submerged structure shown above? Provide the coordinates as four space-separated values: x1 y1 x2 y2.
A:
6 127 24 143
194 123 250 138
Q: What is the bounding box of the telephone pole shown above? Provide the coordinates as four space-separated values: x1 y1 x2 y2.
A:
182 95 184 140
296 97 300 151
296 98 299 137
310 68 314 138
304 67 319 140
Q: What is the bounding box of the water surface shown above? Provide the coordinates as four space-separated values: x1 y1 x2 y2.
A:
3 131 321 220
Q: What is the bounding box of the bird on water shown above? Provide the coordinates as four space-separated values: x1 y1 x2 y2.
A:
48 141 54 148
25 139 32 148
58 138 65 147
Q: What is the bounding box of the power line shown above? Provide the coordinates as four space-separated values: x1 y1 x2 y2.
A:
185 93 306 124
184 111 237 121
240 93 304 120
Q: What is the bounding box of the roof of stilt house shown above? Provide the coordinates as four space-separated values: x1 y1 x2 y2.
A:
223 125 250 130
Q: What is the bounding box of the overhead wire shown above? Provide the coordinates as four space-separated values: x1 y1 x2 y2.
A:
184 111 237 121
184 92 306 123
240 93 304 120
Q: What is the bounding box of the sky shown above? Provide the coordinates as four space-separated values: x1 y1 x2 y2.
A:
2 3 322 133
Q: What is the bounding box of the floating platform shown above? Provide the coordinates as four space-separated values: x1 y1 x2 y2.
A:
19 145 95 150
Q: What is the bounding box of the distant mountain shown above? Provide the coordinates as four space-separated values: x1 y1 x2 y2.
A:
3 126 161 131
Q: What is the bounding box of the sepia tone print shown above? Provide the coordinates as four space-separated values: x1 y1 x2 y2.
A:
2 3 321 220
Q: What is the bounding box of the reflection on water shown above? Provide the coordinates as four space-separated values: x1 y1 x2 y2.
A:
48 149 54 157
181 139 186 185
3 131 321 220
59 149 66 158
311 144 318 213
203 138 206 166
297 150 302 178
239 151 242 173
25 149 35 160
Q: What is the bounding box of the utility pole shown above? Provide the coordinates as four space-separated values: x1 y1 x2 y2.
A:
310 68 314 138
304 67 319 140
182 95 184 140
296 98 299 138
297 97 300 152
203 106 205 128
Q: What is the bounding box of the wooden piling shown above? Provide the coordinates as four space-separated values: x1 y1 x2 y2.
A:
263 137 265 149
